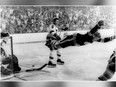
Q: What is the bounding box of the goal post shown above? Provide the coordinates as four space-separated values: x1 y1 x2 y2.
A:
114 28 116 37
0 36 14 80
10 36 14 60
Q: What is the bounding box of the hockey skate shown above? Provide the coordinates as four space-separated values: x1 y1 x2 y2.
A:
57 59 64 65
47 61 56 68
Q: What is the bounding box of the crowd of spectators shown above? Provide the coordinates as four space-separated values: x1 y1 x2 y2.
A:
0 6 115 34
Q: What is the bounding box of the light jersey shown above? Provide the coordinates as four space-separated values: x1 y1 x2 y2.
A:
49 24 59 34
49 24 69 39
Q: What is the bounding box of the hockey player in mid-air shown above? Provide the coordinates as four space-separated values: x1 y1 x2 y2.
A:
46 19 116 68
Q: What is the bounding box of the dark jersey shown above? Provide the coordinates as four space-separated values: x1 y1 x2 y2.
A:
58 24 102 48
98 51 115 81
45 20 115 50
1 32 9 38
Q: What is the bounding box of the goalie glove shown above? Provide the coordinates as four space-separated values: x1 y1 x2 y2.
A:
1 32 10 38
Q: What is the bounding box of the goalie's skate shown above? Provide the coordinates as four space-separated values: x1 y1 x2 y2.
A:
47 61 56 68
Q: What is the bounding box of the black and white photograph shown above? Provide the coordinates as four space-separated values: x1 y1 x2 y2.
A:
0 5 116 81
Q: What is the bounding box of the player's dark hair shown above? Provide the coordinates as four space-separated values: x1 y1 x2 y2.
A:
53 18 59 25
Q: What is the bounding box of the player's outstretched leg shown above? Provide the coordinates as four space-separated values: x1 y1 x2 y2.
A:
57 33 77 48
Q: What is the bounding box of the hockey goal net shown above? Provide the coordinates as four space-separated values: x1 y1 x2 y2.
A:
0 36 14 80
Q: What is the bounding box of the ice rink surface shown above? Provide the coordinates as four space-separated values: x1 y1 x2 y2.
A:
2 30 116 81
4 39 116 81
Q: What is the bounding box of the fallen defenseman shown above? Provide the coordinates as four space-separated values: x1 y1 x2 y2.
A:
97 48 116 81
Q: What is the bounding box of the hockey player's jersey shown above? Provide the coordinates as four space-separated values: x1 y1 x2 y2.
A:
45 32 61 50
1 32 9 38
49 24 58 34
45 20 116 50
97 50 115 81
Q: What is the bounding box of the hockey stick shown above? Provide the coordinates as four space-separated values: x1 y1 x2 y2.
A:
10 37 47 73
25 63 48 72
13 63 49 75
